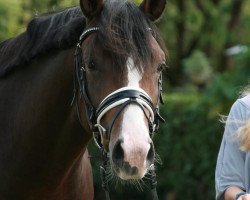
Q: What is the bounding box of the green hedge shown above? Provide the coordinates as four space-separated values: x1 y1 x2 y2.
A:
155 92 222 200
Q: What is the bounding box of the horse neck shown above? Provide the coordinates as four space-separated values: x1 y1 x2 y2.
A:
0 48 93 199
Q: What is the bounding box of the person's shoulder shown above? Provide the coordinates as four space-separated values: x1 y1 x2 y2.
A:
238 94 250 109
228 95 250 121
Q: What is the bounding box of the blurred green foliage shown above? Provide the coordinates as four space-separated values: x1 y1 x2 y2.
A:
183 50 212 86
159 0 250 84
155 50 250 200
0 0 23 40
0 0 250 200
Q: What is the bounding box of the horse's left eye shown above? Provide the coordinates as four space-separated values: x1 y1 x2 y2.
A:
88 60 97 71
157 63 167 72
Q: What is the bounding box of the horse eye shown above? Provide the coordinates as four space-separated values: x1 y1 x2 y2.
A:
88 60 97 70
157 63 167 72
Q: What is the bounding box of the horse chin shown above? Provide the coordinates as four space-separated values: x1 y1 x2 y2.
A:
111 162 147 180
117 171 146 180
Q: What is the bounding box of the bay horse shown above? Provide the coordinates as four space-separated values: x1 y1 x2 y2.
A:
0 0 167 199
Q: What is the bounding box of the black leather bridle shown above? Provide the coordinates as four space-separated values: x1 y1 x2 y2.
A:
72 27 165 200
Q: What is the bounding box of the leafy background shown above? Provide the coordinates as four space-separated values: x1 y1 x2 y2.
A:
0 0 250 199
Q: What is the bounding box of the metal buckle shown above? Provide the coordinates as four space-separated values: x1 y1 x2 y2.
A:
94 124 109 152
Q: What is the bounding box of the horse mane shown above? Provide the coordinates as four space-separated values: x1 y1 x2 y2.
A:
0 1 166 77
0 6 85 77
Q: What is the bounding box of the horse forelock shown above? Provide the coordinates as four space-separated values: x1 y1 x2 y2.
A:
87 0 167 73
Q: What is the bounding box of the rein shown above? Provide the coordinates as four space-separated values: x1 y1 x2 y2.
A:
73 27 165 200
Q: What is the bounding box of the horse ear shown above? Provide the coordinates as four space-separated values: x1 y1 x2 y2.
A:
139 0 166 21
80 0 103 20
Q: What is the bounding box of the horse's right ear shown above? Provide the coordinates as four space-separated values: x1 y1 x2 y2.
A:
80 0 103 20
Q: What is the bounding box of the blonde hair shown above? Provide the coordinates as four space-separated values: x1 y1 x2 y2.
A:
237 86 250 151
238 119 250 151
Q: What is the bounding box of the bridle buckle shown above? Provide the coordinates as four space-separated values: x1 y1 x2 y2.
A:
94 124 109 151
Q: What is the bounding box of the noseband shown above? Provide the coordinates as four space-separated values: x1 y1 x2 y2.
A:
73 27 165 200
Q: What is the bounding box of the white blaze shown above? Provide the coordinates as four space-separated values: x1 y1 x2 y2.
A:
127 57 141 87
120 57 150 173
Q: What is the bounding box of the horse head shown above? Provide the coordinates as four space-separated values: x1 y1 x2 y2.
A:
77 0 167 181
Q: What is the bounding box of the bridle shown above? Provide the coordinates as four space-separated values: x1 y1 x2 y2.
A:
72 27 165 200
73 26 165 200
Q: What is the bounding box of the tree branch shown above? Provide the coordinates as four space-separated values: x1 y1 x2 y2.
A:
227 0 244 31
218 0 244 72
194 0 206 14
211 0 221 5
176 0 186 58
184 0 211 58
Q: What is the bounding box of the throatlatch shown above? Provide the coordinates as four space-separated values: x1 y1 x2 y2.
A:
73 27 165 200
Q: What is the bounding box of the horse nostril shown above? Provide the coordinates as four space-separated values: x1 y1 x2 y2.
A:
147 143 155 164
112 139 124 167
